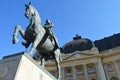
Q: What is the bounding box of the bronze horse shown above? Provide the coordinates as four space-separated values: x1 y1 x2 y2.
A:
12 3 62 80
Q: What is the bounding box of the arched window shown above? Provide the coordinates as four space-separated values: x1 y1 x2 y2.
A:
110 77 119 80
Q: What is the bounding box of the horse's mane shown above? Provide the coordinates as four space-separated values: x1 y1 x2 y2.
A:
30 5 42 24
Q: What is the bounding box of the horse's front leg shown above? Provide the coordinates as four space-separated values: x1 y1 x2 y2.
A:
13 25 25 44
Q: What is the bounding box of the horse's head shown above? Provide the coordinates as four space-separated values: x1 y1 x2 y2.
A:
25 3 35 18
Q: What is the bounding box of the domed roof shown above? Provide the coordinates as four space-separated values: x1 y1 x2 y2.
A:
62 35 94 54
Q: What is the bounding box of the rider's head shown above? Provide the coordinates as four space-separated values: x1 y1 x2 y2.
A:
46 19 51 24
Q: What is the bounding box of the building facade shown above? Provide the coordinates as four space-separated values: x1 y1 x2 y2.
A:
45 34 120 80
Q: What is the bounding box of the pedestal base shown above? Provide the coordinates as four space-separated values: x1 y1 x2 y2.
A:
0 52 56 80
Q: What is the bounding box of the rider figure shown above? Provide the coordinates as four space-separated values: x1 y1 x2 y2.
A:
44 19 54 41
44 19 59 49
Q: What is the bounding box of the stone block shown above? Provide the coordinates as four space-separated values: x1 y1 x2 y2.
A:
0 52 56 80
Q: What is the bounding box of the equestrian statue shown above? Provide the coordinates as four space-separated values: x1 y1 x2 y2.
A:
12 3 62 80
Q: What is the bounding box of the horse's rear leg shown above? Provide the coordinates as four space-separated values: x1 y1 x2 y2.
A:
13 25 25 44
40 55 45 68
54 49 62 80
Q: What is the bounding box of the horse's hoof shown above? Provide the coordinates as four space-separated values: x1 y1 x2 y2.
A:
12 37 18 44
12 39 18 44
22 42 29 48
12 40 16 44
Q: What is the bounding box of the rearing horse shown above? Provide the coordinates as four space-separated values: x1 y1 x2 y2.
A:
12 3 62 80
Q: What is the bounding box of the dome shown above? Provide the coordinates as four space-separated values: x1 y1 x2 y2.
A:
61 35 94 54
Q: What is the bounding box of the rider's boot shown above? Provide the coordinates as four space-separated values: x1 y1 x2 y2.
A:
22 41 30 48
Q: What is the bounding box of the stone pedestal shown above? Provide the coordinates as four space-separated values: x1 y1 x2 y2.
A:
0 52 56 80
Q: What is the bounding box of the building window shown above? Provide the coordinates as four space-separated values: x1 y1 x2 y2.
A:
65 67 72 76
78 68 82 72
88 65 95 72
67 69 71 73
107 63 113 70
77 67 83 74
76 65 83 74
110 77 119 80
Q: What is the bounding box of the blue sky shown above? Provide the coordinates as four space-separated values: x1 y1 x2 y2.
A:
0 0 120 59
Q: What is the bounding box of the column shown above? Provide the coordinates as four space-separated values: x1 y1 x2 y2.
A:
61 67 65 80
94 62 101 80
112 60 120 79
96 61 107 80
72 65 77 80
83 64 89 80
